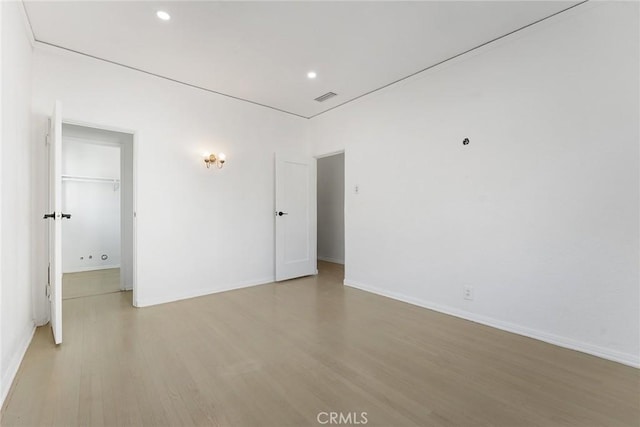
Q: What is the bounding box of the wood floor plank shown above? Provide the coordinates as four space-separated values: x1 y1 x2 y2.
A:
1 261 638 426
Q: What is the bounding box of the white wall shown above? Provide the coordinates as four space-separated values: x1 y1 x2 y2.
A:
61 136 121 272
310 2 639 366
11 1 637 394
317 153 345 264
31 43 309 314
1 1 35 406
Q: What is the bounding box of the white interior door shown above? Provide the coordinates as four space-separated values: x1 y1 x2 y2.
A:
275 153 316 281
47 101 63 344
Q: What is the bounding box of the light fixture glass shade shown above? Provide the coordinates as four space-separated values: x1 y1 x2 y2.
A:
156 10 171 20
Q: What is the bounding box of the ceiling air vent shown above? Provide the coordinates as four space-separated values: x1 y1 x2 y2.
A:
314 92 337 102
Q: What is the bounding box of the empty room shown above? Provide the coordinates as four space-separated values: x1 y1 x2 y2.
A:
1 1 638 426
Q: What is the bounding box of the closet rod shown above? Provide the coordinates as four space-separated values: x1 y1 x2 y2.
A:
61 174 120 183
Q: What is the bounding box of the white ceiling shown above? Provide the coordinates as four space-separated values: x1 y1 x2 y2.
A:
24 1 579 118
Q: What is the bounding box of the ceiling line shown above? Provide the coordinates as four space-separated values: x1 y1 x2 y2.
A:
33 40 309 120
26 1 588 121
308 0 589 119
19 0 37 45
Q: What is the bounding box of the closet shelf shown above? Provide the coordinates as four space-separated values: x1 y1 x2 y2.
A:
61 174 120 183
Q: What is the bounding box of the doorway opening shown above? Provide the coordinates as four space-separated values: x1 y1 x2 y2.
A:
60 123 134 302
316 151 345 282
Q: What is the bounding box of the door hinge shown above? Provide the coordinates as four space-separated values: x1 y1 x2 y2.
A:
45 118 51 145
46 264 51 299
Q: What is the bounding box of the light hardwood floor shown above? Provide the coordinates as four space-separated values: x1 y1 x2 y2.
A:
63 268 121 300
2 261 638 426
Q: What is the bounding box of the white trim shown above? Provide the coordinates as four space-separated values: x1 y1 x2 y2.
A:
61 119 136 136
0 0 3 405
131 131 138 306
62 264 120 274
18 1 36 47
314 149 345 159
344 279 640 368
317 256 344 265
136 277 275 308
0 323 36 408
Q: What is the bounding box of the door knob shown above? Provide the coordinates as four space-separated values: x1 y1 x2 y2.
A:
43 212 55 219
61 213 72 219
277 211 288 216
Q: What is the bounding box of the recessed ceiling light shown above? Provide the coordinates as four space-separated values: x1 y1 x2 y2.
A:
156 10 171 21
307 71 317 79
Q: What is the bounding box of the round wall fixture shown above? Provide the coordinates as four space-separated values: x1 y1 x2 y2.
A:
101 254 108 260
463 138 470 145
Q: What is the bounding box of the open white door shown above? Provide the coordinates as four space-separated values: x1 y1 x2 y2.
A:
46 101 63 344
275 153 316 281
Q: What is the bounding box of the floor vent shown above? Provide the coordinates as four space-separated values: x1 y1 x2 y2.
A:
314 92 337 102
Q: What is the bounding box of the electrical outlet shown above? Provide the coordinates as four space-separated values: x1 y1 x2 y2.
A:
354 185 360 194
463 285 474 301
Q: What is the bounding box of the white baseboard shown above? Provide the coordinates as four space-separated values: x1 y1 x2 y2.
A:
318 256 344 265
63 264 120 273
136 277 275 308
1 322 36 408
344 279 639 368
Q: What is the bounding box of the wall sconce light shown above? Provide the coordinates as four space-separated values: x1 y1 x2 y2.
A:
203 152 226 169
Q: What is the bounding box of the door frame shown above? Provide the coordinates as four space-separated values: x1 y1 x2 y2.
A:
314 149 345 160
313 149 346 272
59 118 139 307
